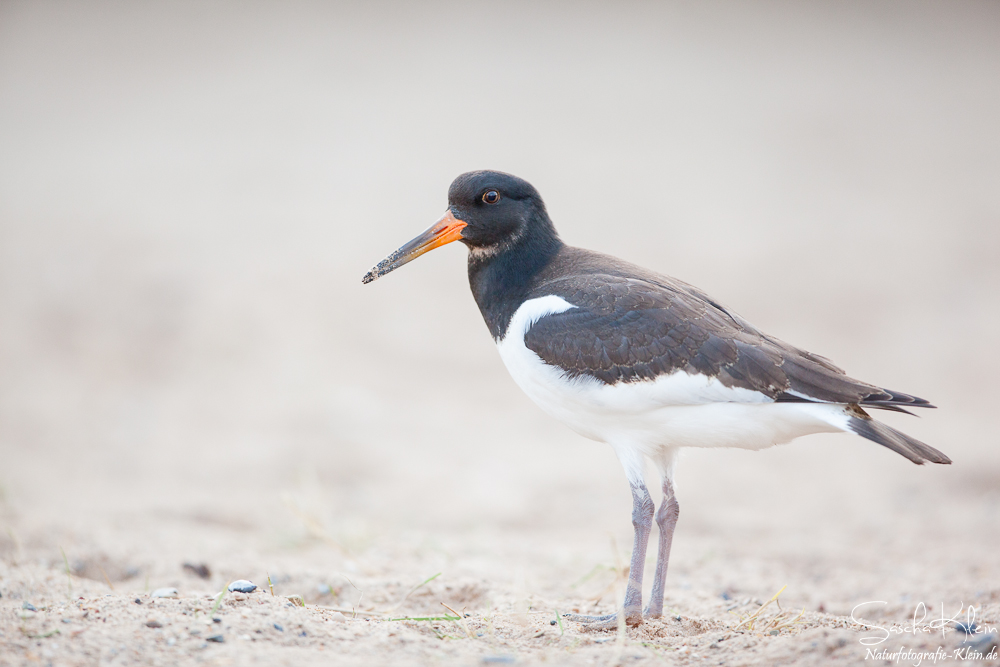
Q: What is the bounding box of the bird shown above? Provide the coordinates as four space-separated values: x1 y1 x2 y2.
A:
362 170 950 630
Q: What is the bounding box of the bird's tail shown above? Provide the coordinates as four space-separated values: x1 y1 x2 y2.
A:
846 412 951 465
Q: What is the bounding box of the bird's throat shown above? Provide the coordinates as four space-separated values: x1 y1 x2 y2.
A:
468 228 563 340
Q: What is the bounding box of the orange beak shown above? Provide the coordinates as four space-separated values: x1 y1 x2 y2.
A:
362 209 468 284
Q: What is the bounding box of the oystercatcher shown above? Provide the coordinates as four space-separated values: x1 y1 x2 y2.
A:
362 170 949 629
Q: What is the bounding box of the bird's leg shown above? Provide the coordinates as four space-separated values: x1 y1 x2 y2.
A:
644 477 679 619
564 482 655 629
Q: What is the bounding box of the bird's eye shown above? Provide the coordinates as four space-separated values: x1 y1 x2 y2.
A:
482 190 500 204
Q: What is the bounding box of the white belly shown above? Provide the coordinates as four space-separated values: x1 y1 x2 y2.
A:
496 296 849 459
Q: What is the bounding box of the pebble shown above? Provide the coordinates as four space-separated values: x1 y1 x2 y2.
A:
956 621 978 634
273 623 284 632
549 620 557 626
146 619 163 628
330 612 347 623
206 634 225 643
183 562 212 579
482 656 515 664
317 583 333 595
228 580 257 594
22 602 37 611
151 588 179 599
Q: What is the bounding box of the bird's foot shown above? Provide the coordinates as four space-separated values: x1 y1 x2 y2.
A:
563 607 645 631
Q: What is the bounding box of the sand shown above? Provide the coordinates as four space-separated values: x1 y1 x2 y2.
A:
2 2 999 665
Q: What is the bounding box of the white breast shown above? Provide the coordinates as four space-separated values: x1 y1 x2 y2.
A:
496 296 850 465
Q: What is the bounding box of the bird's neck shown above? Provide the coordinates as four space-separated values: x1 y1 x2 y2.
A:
468 223 563 341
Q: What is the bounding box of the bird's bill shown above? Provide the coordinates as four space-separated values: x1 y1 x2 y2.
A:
362 209 468 284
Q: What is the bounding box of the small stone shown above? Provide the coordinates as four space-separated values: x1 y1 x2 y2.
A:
146 619 163 628
285 595 305 607
299 630 308 637
206 634 224 643
482 656 515 664
317 583 333 595
228 580 257 594
769 630 779 636
213 617 222 624
62 618 71 624
329 612 347 623
22 602 37 611
956 621 978 634
134 598 142 604
549 620 557 626
273 623 284 632
183 562 212 579
151 588 179 599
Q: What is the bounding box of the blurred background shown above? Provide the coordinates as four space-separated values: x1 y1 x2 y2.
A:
0 0 998 614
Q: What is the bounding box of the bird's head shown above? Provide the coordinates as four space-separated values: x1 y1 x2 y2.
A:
362 170 552 284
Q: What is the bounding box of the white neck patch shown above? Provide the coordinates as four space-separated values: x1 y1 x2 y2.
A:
498 295 577 343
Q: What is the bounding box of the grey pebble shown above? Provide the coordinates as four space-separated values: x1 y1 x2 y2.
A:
151 587 179 599
482 656 515 664
206 634 225 643
228 580 257 594
22 602 37 611
213 617 222 623
273 623 284 632
956 621 978 634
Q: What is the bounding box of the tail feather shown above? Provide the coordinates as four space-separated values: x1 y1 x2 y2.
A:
847 415 951 465
861 387 936 411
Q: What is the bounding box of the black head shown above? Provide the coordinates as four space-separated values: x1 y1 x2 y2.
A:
446 170 554 254
362 170 559 284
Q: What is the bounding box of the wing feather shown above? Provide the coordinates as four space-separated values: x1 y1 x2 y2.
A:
522 273 931 410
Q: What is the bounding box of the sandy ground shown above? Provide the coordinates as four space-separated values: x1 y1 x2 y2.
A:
2 2 1000 665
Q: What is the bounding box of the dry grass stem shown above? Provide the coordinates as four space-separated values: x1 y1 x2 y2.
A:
441 602 474 639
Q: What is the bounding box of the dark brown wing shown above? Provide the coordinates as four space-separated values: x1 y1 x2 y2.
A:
523 273 929 408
